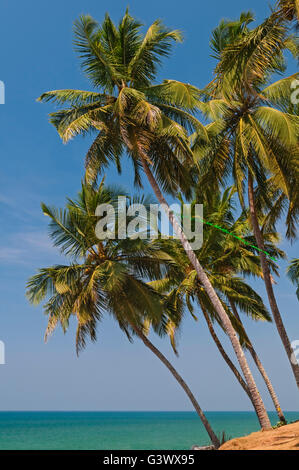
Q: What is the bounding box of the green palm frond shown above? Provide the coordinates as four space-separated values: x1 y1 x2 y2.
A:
37 89 112 106
41 201 102 258
85 126 124 182
147 80 201 111
73 14 119 92
215 15 287 94
253 106 299 146
261 73 299 111
197 99 234 121
128 20 182 87
210 11 255 59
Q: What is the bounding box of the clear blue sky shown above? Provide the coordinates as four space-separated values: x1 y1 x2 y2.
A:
0 0 298 412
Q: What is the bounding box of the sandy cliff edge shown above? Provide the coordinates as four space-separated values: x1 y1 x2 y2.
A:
219 420 299 450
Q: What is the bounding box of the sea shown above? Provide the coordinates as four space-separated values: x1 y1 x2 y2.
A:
0 411 298 450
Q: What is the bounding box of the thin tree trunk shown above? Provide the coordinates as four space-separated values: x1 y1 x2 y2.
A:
229 299 286 423
140 155 271 430
129 322 220 448
200 302 255 406
248 173 299 389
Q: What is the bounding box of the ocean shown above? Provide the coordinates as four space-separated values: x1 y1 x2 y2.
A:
0 411 298 450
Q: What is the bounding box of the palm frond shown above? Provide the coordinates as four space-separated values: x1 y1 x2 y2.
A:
128 20 182 87
73 15 119 92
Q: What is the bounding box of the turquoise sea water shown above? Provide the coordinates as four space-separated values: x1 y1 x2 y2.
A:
0 411 298 450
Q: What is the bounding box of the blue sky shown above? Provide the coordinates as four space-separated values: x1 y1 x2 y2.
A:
0 0 298 412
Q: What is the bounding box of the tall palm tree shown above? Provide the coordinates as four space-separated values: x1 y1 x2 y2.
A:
195 12 299 388
228 300 286 423
152 188 286 422
26 182 220 447
287 258 299 300
38 10 271 429
198 189 287 423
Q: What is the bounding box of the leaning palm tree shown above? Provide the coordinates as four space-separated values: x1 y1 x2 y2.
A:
197 188 287 423
228 301 286 423
152 188 286 422
287 258 299 300
26 182 220 448
195 12 299 388
38 10 271 429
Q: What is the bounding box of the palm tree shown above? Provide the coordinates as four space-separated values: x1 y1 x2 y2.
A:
287 258 299 300
200 189 287 423
195 12 299 388
152 188 286 422
26 182 220 448
228 300 286 423
38 10 271 429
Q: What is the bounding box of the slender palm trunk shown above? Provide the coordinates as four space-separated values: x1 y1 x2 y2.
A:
200 303 257 406
229 299 286 423
248 174 299 389
140 155 271 430
129 322 220 448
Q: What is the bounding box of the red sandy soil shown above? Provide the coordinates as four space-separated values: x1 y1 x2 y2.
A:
220 421 299 450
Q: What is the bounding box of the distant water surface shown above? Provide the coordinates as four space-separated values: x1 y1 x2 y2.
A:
0 411 298 450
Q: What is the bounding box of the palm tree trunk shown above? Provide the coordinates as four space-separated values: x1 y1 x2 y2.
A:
140 155 271 430
129 322 220 448
248 173 299 389
200 302 256 407
229 299 286 423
